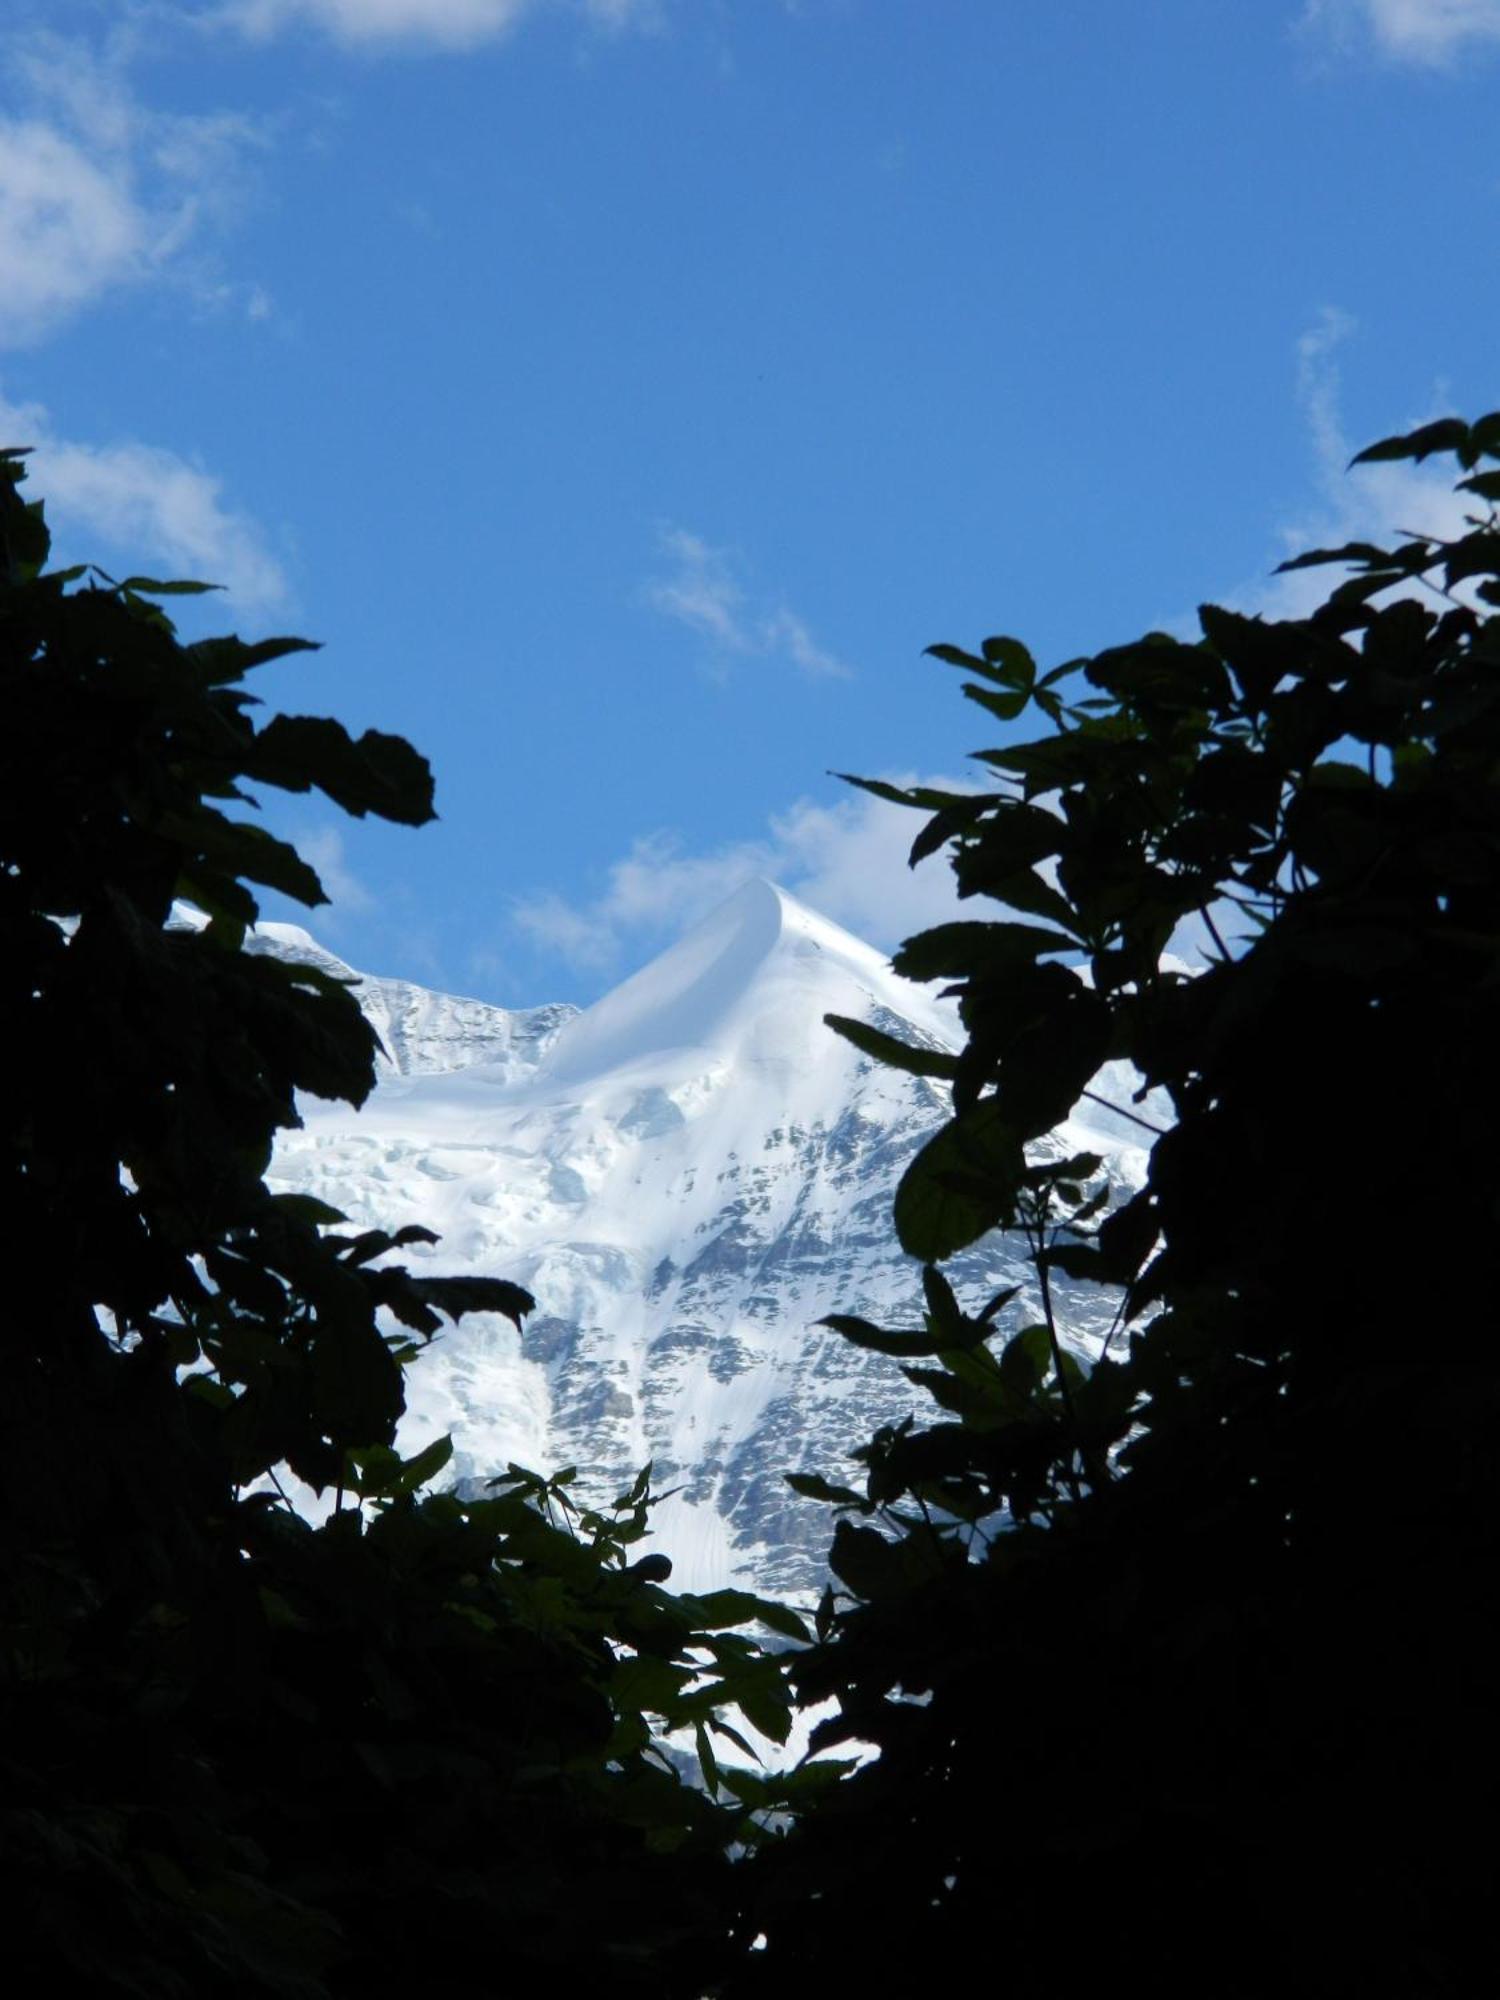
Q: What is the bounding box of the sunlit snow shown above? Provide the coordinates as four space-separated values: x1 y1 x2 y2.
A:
267 880 1151 1596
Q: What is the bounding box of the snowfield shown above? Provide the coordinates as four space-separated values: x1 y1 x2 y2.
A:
266 880 1153 1597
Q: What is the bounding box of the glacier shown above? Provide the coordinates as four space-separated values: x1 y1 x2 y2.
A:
265 880 1155 1599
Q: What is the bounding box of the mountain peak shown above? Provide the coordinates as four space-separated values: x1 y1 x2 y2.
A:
539 876 936 1085
268 893 1143 1598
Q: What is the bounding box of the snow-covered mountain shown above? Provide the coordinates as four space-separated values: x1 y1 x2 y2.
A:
245 922 577 1081
267 882 1154 1599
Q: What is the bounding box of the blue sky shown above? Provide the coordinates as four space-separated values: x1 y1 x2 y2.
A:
3 0 1497 1006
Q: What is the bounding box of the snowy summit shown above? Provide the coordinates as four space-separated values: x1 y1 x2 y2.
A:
269 882 1144 1596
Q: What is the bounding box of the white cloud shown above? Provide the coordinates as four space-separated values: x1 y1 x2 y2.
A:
0 29 266 347
763 607 852 681
0 389 287 610
0 119 144 344
222 0 655 51
226 0 535 47
586 0 661 24
2 0 654 340
647 527 751 654
646 525 853 680
296 825 375 917
510 889 620 972
1229 307 1474 621
1300 0 1500 63
513 775 973 978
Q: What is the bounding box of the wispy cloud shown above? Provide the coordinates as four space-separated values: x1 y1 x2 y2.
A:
0 26 267 347
1300 0 1500 65
763 607 851 682
1228 307 1475 621
295 824 375 919
512 775 971 978
0 389 288 610
0 119 144 345
1 0 658 343
548 317 1483 987
221 0 657 52
647 528 750 654
645 525 853 681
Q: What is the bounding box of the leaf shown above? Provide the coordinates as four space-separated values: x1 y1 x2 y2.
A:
1085 633 1232 711
977 1283 1021 1324
1351 417 1470 467
250 714 436 826
1274 540 1397 575
709 1718 762 1763
677 1589 772 1630
186 633 321 685
823 1013 957 1079
834 771 979 815
829 1520 904 1600
980 635 1038 687
164 812 328 909
946 797 1064 870
1041 1242 1109 1281
814 1583 837 1641
999 1322 1051 1394
909 799 989 867
695 1722 721 1797
922 1262 966 1342
925 642 991 673
718 1764 770 1807
752 1599 812 1644
388 1222 440 1248
819 1314 942 1359
203 1246 286 1320
309 1317 403 1449
894 1099 1024 1261
892 920 1078 981
1442 530 1500 588
615 1461 654 1510
398 1433 454 1490
962 682 1030 723
270 1191 348 1228
1198 603 1306 707
406 1275 535 1327
962 866 1079 932
786 1471 869 1509
334 1224 438 1268
118 575 222 597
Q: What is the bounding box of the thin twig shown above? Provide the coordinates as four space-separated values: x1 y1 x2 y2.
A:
1096 1288 1131 1363
1081 1087 1166 1137
1199 904 1231 963
1032 1210 1082 1504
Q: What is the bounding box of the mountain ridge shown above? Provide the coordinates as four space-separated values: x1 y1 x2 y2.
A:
264 883 1149 1596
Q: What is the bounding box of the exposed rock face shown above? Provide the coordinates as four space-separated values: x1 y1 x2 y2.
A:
267 883 1153 1599
245 921 576 1080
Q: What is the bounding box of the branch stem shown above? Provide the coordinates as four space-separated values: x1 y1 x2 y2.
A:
1080 1087 1166 1136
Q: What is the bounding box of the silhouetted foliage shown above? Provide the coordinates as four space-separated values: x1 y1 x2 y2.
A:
20 403 1499 1996
730 417 1500 1996
0 449 799 1996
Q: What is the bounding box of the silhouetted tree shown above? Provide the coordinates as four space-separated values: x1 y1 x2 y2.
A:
732 416 1500 1997
0 448 799 1997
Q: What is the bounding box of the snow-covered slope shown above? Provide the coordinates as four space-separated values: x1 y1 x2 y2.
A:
268 882 1152 1598
245 922 577 1080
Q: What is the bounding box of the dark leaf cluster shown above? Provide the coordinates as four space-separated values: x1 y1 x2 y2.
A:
0 451 794 1996
725 417 1500 1995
